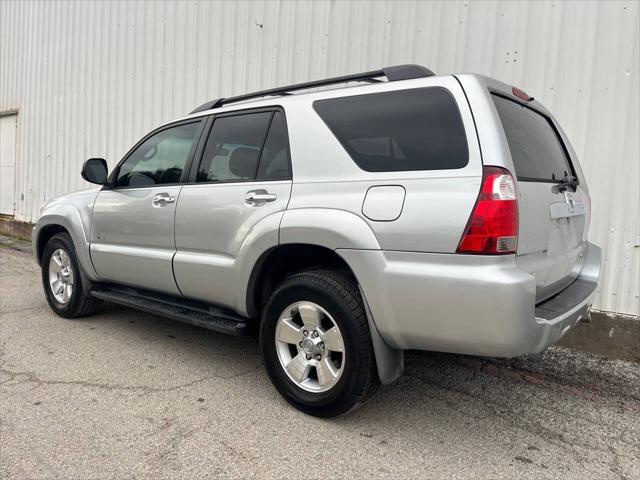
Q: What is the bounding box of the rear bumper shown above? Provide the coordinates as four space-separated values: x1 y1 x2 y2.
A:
338 241 601 357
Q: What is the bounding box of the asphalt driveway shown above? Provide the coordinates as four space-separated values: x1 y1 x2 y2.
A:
1 245 638 479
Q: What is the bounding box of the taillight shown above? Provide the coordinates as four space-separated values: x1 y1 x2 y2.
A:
457 166 518 255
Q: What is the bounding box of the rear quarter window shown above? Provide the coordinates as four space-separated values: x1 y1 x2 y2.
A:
492 94 574 182
313 87 468 172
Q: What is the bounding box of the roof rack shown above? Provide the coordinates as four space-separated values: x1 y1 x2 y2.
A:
190 64 435 114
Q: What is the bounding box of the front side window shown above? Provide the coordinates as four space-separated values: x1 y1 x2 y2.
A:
115 122 200 187
313 87 469 172
197 110 291 183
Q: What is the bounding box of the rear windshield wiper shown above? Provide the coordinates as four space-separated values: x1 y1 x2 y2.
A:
557 174 578 192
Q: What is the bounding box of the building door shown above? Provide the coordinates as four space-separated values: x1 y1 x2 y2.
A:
0 113 17 216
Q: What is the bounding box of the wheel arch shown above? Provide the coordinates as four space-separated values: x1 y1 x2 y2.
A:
279 208 381 251
246 242 404 385
33 209 99 281
35 224 69 265
245 243 354 318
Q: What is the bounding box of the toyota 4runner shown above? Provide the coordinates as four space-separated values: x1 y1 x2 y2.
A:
34 65 601 416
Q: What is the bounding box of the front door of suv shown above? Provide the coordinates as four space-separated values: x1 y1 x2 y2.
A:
173 109 292 310
90 120 204 295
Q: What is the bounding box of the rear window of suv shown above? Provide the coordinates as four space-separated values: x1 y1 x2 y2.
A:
492 94 574 183
313 87 468 172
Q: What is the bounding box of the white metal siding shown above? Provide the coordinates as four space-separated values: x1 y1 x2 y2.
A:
0 0 638 316
0 113 18 215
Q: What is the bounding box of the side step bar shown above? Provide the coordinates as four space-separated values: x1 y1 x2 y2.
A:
90 285 249 336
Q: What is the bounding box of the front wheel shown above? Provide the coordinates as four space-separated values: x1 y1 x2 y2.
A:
41 232 102 318
260 270 379 417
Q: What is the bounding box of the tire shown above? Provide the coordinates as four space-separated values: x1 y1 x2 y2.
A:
41 232 102 318
260 269 379 417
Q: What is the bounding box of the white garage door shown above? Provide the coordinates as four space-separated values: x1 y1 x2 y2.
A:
0 113 17 216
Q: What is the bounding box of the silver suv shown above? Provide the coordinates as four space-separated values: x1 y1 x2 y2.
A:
34 65 601 416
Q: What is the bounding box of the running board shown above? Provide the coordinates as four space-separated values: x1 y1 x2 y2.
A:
90 285 249 335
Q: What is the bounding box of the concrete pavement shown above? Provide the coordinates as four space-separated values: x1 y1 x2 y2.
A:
1 245 638 479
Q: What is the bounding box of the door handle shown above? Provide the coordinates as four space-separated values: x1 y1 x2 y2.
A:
153 194 176 206
245 191 277 204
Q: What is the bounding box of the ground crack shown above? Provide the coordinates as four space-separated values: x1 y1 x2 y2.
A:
0 363 263 394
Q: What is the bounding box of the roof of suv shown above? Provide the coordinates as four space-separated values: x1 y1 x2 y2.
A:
185 64 438 118
171 69 546 136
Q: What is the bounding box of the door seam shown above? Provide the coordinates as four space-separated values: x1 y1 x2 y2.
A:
171 185 186 297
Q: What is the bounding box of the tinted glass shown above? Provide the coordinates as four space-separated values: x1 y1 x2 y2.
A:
313 87 468 172
116 122 199 187
256 112 291 180
492 94 573 182
197 112 272 182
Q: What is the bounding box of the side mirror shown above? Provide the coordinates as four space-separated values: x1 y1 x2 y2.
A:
81 158 108 185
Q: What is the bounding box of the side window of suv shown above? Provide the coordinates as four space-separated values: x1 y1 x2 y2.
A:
197 111 291 183
313 87 468 172
115 122 200 187
256 112 291 181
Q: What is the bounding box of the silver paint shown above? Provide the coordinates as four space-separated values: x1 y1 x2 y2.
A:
89 186 183 295
340 242 600 356
173 180 292 309
456 74 590 302
32 71 603 375
32 187 101 281
361 185 406 222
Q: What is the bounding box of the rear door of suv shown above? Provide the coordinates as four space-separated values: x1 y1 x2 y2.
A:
173 108 292 308
491 92 588 302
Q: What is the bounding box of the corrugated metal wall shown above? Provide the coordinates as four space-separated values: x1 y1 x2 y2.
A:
1 0 638 316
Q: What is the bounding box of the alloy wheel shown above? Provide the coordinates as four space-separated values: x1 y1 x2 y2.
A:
48 248 74 304
274 301 346 393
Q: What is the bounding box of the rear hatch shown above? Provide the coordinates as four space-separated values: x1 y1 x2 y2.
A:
492 93 588 303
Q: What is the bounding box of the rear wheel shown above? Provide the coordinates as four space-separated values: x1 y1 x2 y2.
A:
260 270 379 417
41 233 102 318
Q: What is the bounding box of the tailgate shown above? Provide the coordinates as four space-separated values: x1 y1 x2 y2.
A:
492 94 588 303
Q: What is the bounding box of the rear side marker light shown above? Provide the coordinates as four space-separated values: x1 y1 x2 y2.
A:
457 166 519 255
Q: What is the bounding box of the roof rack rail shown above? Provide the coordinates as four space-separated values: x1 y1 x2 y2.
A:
190 64 435 114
